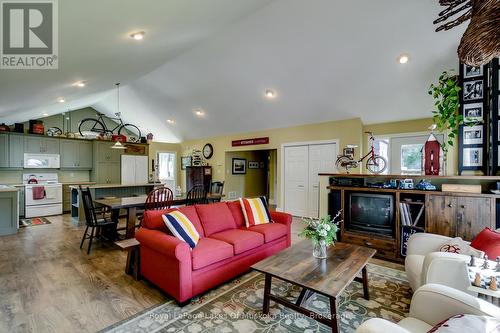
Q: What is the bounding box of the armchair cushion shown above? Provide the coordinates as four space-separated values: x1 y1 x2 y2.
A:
470 228 500 259
429 314 500 332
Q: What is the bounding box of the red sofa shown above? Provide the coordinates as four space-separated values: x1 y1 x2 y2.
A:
135 201 292 304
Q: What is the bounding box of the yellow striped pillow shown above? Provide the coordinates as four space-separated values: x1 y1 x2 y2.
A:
162 210 200 248
239 196 272 228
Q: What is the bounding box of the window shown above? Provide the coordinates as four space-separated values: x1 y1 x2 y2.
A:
400 144 423 174
373 138 389 174
157 152 176 182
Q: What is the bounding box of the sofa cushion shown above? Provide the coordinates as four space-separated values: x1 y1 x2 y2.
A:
142 207 204 237
227 200 246 228
162 210 200 249
248 223 287 243
471 228 500 259
191 238 234 270
196 202 237 236
210 229 265 255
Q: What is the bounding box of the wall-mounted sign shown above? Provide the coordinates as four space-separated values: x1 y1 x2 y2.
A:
232 137 269 147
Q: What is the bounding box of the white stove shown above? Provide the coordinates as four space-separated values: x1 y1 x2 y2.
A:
23 173 62 218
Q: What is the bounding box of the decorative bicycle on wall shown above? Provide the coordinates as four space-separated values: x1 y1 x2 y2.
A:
78 112 142 142
335 131 387 174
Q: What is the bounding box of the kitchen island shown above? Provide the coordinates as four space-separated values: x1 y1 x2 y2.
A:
69 183 163 223
0 185 19 235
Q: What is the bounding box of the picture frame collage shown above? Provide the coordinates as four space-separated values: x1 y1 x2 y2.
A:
458 63 487 172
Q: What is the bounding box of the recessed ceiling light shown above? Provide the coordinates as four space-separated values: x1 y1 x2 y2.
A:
74 81 86 87
194 108 205 116
265 89 276 99
58 98 65 103
398 54 409 64
167 119 175 124
42 113 49 117
130 31 145 40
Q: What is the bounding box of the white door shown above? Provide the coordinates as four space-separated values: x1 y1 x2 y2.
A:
134 156 149 184
284 146 309 216
308 144 337 217
121 155 136 185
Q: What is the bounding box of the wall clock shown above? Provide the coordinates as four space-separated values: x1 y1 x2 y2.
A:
203 143 214 159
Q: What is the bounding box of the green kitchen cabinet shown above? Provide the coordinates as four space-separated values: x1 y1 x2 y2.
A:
8 134 24 168
60 140 93 169
0 134 8 168
24 136 60 154
91 141 122 184
95 141 122 163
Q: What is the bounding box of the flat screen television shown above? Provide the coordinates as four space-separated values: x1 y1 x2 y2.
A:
347 193 394 236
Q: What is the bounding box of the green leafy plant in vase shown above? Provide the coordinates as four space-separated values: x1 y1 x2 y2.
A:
299 211 342 259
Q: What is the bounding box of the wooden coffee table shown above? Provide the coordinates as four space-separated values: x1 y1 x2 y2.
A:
251 240 376 333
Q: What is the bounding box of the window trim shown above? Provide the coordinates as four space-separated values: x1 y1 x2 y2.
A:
156 151 177 182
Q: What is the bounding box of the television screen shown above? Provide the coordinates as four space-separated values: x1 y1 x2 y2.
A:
349 193 393 232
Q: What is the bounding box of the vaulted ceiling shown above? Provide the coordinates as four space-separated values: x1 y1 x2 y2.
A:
0 0 465 142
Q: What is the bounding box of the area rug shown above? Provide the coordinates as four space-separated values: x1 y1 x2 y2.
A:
102 263 410 333
19 217 52 228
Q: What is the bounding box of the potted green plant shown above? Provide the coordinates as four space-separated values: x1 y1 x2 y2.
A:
299 211 342 259
428 70 478 171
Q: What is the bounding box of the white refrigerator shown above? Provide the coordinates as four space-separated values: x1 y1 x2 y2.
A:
121 155 149 185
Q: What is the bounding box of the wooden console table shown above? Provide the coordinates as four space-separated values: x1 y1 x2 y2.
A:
323 173 500 262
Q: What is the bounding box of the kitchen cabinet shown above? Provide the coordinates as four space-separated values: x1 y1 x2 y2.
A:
95 141 122 163
0 134 8 168
60 140 93 169
0 188 19 235
121 155 148 185
8 134 24 168
24 136 60 154
426 194 494 241
91 142 122 184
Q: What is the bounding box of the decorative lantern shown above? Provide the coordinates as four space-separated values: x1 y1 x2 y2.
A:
421 133 443 175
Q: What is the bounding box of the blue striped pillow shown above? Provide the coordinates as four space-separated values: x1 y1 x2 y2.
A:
162 210 200 249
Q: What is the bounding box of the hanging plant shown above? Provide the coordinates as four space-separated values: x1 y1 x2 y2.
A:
428 70 477 154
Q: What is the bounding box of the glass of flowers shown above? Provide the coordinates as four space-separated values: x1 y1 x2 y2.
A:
299 210 342 259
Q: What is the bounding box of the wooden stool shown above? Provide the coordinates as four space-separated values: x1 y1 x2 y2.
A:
115 238 140 280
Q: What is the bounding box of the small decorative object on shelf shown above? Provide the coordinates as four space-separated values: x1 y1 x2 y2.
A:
146 133 153 144
422 127 443 175
482 255 490 269
490 276 498 291
299 211 342 259
474 272 482 287
469 255 476 267
192 149 203 166
415 179 437 191
335 132 387 174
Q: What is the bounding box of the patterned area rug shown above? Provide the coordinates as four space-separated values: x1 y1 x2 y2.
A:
102 263 410 333
19 217 52 228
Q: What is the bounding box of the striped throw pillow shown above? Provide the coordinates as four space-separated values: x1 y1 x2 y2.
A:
162 210 200 249
239 197 273 228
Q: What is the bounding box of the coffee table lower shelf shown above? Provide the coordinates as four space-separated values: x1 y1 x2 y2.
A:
260 266 370 333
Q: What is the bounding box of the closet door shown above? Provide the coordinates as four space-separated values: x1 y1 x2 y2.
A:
284 145 309 216
308 144 337 218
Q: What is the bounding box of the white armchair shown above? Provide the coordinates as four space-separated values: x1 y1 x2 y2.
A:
356 284 500 333
405 233 473 295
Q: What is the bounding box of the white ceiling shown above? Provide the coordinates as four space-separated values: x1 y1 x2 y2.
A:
0 0 465 142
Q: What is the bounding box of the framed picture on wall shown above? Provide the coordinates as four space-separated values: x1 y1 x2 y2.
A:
463 147 483 167
232 158 247 174
248 161 259 169
463 80 484 101
463 125 483 145
181 156 192 170
463 64 482 79
463 103 483 121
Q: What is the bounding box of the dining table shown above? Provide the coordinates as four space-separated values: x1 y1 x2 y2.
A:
94 193 224 239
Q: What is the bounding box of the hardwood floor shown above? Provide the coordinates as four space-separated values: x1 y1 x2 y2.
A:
0 214 403 333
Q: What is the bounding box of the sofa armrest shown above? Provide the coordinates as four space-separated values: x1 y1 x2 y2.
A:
410 284 500 326
422 252 472 295
270 211 292 226
136 228 191 262
407 233 451 256
356 318 411 333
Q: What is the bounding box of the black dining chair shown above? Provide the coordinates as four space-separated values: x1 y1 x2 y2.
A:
79 186 118 254
186 184 207 205
209 181 224 203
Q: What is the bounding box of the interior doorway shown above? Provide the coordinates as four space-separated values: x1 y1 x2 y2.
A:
156 151 177 189
224 149 277 204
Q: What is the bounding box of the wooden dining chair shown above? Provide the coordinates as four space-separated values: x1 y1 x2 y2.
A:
145 187 174 210
79 186 118 254
186 184 207 205
209 181 224 203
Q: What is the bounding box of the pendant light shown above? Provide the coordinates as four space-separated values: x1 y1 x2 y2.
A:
111 82 127 149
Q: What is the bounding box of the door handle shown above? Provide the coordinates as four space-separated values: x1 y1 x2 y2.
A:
297 185 304 188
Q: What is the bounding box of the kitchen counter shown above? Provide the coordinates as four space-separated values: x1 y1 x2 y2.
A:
0 185 19 192
69 183 163 190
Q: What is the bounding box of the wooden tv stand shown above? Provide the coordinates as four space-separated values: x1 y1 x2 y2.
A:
323 174 500 262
